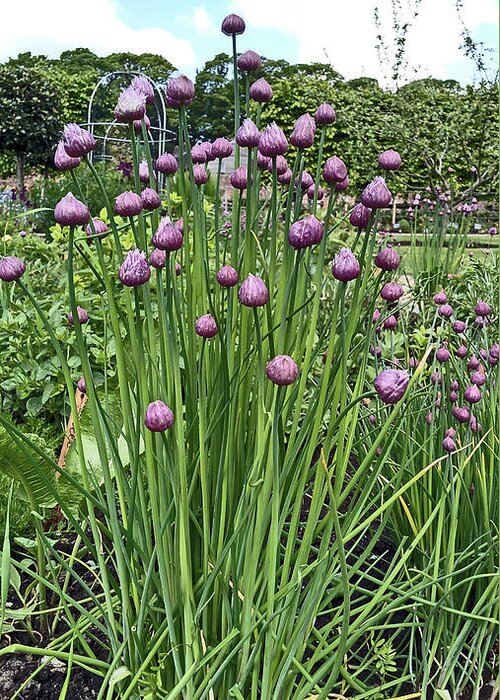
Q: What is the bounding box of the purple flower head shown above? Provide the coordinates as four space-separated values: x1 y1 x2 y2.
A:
380 282 404 303
314 102 336 125
114 191 143 217
257 152 272 170
212 137 233 159
144 400 174 432
259 122 288 157
332 248 360 282
249 78 273 103
141 187 161 211
156 152 178 175
297 171 314 191
450 379 459 391
237 50 261 71
193 165 208 186
431 371 442 386
436 346 451 363
437 303 453 318
450 390 459 403
139 159 150 183
307 184 325 200
290 113 316 149
467 355 480 371
464 384 481 404
409 355 418 368
133 114 150 133
131 75 155 105
195 314 218 338
266 355 299 386
221 13 245 35
374 369 409 404
470 415 482 433
152 217 183 251
86 218 109 237
361 176 392 209
373 309 381 324
442 436 456 453
278 168 293 185
452 406 470 423
489 226 497 235
490 343 499 360
335 177 349 192
54 192 90 226
433 291 447 304
349 203 372 229
191 144 207 164
375 247 400 271
149 248 167 269
166 75 195 105
118 249 150 287
288 215 324 249
231 166 248 190
378 149 402 171
114 86 146 123
216 265 239 288
452 320 466 334
54 140 80 171
175 261 181 276
238 274 269 307
0 256 26 282
470 370 486 386
323 156 348 184
77 377 86 394
67 306 89 326
63 124 96 158
426 411 433 425
474 316 488 327
370 345 382 358
456 344 468 359
274 156 288 175
475 300 492 317
383 315 398 330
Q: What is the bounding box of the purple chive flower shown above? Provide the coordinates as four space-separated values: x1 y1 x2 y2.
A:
259 123 288 157
149 248 167 269
166 75 195 105
479 348 489 361
375 247 400 271
464 384 481 404
114 86 146 123
266 355 299 386
195 314 218 338
216 265 239 288
489 226 497 235
436 346 451 363
191 144 208 164
470 415 482 433
237 49 261 71
152 217 183 251
63 124 96 158
257 152 272 170
380 282 404 303
452 406 470 423
323 156 348 184
383 315 398 330
450 390 459 403
467 355 480 371
349 203 372 228
378 149 402 170
288 215 324 249
314 102 336 125
139 160 150 183
77 377 86 394
67 306 89 325
450 380 459 391
475 300 492 317
361 176 392 208
431 371 442 386
118 249 150 287
141 188 161 211
335 177 349 192
433 291 447 304
374 369 409 404
425 411 433 425
490 343 499 360
290 113 316 149
452 320 466 334
175 261 181 276
133 114 151 133
202 142 215 162
409 355 418 368
438 303 453 318
238 274 269 307
230 166 248 190
295 171 312 192
144 400 174 432
54 140 80 171
249 78 273 103
114 191 143 217
372 309 381 323
332 248 360 282
273 156 288 175
54 192 90 226
456 344 468 359
442 436 456 453
193 165 208 186
278 168 293 185
370 345 382 358
131 75 155 105
212 137 233 159
86 218 109 236
0 256 26 282
156 152 178 175
307 185 325 200
221 13 245 35
470 370 486 386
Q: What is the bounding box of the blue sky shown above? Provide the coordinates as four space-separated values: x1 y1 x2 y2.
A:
0 0 497 86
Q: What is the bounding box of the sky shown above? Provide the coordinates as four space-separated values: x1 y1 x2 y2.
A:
0 0 497 86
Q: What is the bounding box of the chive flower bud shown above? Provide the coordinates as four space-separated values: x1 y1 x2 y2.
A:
54 140 80 171
63 123 96 157
278 168 293 185
374 369 409 404
237 50 261 71
450 390 459 403
77 377 86 394
221 13 245 35
475 300 492 316
118 249 150 287
166 75 195 105
450 379 459 391
314 102 336 125
307 185 325 200
323 156 348 184
139 159 150 183
0 256 25 282
144 400 174 432
149 248 167 269
433 291 447 304
259 122 288 156
335 177 349 192
193 165 208 186
378 149 402 170
383 315 398 330
114 86 146 123
490 343 499 360
141 188 161 211
431 371 442 385
452 320 466 333
133 114 151 133
191 144 208 164
375 247 400 271
257 152 272 170
86 218 109 236
436 346 450 363
467 355 480 371
361 176 392 208
131 75 155 105
230 166 248 190
437 303 453 318
67 306 89 325
373 309 381 324
349 203 372 228
456 344 467 359
288 215 324 249
217 265 239 287
290 113 316 149
452 406 470 422
298 171 314 191
266 355 299 386
114 191 143 217
470 370 486 386
54 192 90 226
212 137 233 159
249 78 273 103
442 436 456 453
156 153 178 175
238 274 269 307
380 282 404 302
332 248 360 282
195 314 218 338
152 217 183 251
464 384 481 404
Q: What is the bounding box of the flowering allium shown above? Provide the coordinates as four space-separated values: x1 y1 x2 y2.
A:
249 78 273 103
144 400 174 432
175 262 181 276
114 191 143 217
139 160 150 183
436 346 451 363
166 75 195 105
425 412 433 425
433 291 447 304
231 166 248 190
375 247 400 271
314 102 336 125
373 309 381 324
237 50 261 71
278 168 293 185
335 177 349 192
437 303 453 318
383 315 398 330
378 149 402 170
470 370 486 386
361 176 392 208
0 256 25 282
54 192 90 226
193 165 208 186
349 203 372 228
212 137 233 159
452 320 466 334
374 369 409 404
257 152 272 170
274 156 288 175
442 436 456 453
118 250 150 287
470 415 482 433
141 188 161 211
475 300 492 316
259 123 288 157
195 314 218 338
409 355 418 368
67 306 89 325
450 390 459 403
456 344 468 359
77 377 86 394
288 215 324 249
307 185 325 200
221 13 245 35
238 274 269 307
149 248 167 269
380 282 404 303
63 124 96 157
452 406 470 423
450 379 459 391
114 86 146 123
217 265 239 287
131 75 155 104
152 217 183 251
156 153 178 175
54 140 80 171
370 345 382 357
467 355 480 371
86 218 109 236
191 144 208 164
298 171 314 191
134 114 151 133
266 355 299 386
464 384 481 404
290 113 316 149
490 343 499 360
323 156 348 184
332 248 360 282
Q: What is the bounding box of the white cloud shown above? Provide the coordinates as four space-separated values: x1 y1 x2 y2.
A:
0 0 195 68
192 6 218 35
230 0 498 84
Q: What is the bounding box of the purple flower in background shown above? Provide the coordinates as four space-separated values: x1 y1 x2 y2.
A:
116 160 133 179
54 140 80 171
217 265 239 287
323 156 348 184
86 218 109 236
380 282 404 302
374 369 409 404
436 346 451 363
114 191 143 217
450 390 459 403
131 75 155 105
195 314 218 338
349 203 372 228
63 124 96 158
239 274 269 307
54 192 90 226
450 379 459 391
332 248 360 282
156 152 178 175
0 256 26 282
152 217 183 251
383 315 398 330
237 50 261 71
249 78 273 103
290 113 316 149
259 122 288 156
307 184 325 200
278 168 293 185
274 156 288 175
464 384 481 404
257 152 272 170
166 75 195 105
452 320 466 334
442 436 456 453
67 306 89 325
134 115 151 134
141 188 161 211
298 171 314 191
437 303 453 318
452 406 470 423
467 355 480 371
456 344 468 359
191 144 208 164
149 248 167 269
118 249 150 287
288 216 324 249
378 149 402 170
193 165 208 186
231 166 248 190
470 370 486 386
114 86 146 123
266 355 299 386
221 13 246 35
475 300 492 317
335 177 349 192
361 176 392 208
375 247 400 271
314 103 336 125
77 377 86 394
212 137 233 159
139 159 150 183
144 400 174 432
